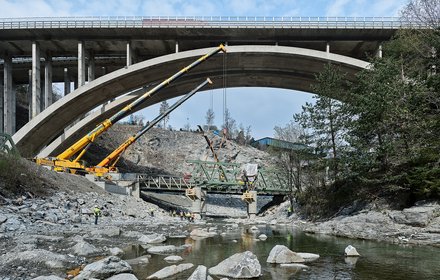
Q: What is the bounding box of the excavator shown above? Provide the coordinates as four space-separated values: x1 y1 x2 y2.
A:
88 77 213 176
35 44 226 174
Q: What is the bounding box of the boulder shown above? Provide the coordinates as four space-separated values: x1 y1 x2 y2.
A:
258 234 268 241
164 255 183 263
31 276 64 280
106 273 139 280
390 204 439 227
0 249 68 269
296 253 320 262
267 245 304 264
72 240 100 256
147 263 194 279
190 228 210 238
126 256 150 265
209 251 261 278
139 233 166 244
187 265 213 280
147 245 178 254
73 256 132 280
109 247 124 256
344 245 360 257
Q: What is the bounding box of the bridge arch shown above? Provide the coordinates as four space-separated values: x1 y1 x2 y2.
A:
12 45 369 157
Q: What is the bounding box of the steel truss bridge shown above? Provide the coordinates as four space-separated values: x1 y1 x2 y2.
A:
124 160 290 195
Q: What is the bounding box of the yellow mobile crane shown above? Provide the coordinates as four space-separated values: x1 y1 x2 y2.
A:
88 77 213 176
36 44 226 173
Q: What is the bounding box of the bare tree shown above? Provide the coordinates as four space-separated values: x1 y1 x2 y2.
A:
159 101 170 128
205 108 215 131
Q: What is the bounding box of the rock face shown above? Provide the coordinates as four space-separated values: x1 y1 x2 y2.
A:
208 251 261 278
73 256 132 280
147 263 194 279
266 245 305 264
344 245 360 257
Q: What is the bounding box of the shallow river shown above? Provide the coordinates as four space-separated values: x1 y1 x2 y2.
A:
123 222 440 279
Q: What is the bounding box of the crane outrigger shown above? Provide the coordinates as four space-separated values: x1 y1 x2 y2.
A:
35 44 226 173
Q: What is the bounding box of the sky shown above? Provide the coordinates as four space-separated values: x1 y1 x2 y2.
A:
0 0 409 139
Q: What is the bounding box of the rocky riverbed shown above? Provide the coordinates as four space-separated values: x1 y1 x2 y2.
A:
1 179 440 280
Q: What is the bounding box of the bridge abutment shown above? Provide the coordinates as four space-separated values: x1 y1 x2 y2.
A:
187 187 206 220
242 191 258 219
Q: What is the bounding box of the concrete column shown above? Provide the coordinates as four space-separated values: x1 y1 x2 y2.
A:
175 41 179 53
190 187 206 220
0 71 3 133
88 53 95 82
247 191 258 219
78 41 85 87
376 44 383 58
31 41 41 118
126 41 133 66
3 54 14 133
64 68 70 95
40 77 45 113
27 70 32 121
73 76 78 90
44 56 53 109
326 42 330 53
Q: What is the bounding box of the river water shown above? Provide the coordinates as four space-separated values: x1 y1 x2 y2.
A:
124 222 440 279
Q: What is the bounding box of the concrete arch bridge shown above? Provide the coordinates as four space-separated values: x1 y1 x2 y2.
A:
12 45 368 158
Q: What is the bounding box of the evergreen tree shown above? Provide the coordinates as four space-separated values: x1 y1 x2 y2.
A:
294 64 349 181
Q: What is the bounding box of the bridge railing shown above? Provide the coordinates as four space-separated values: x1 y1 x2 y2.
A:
0 16 426 30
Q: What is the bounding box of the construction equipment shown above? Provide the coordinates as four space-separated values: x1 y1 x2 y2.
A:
35 44 226 173
88 77 213 176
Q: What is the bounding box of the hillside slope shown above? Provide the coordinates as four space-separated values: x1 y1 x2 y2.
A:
85 125 275 176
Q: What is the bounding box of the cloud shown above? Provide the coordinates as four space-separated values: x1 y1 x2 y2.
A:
325 0 351 17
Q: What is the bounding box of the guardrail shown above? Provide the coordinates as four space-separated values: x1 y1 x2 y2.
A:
0 16 426 30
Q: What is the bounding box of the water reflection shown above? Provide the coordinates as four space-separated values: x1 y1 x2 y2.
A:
123 222 440 280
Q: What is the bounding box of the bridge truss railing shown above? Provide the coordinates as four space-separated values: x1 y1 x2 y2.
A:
137 174 196 191
187 160 290 195
0 16 426 30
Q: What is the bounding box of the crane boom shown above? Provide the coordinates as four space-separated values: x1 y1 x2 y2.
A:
90 77 213 175
36 44 226 172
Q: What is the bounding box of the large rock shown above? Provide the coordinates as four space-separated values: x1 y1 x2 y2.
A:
147 245 178 254
126 255 150 265
209 251 261 278
73 256 132 280
390 204 439 227
187 265 213 280
0 249 69 269
164 255 183 263
147 263 194 279
190 228 211 238
31 276 64 280
266 245 304 264
296 253 320 262
106 273 139 280
72 240 100 256
344 245 360 257
139 233 166 244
